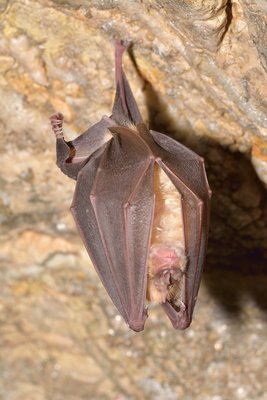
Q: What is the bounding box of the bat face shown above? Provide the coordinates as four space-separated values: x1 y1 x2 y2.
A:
51 40 211 332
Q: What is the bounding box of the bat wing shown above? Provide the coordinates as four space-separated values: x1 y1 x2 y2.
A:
151 130 211 329
71 131 154 331
56 116 115 180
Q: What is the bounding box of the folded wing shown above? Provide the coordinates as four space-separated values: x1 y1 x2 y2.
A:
151 130 211 329
71 131 154 331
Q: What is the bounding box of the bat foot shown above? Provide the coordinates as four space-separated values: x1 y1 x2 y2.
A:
50 112 64 139
113 38 132 53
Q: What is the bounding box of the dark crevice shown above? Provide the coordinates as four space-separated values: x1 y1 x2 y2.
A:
220 0 233 44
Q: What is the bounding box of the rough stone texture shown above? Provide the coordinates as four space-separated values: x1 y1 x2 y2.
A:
0 1 267 399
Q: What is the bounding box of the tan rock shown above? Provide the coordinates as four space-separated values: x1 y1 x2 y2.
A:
0 1 267 399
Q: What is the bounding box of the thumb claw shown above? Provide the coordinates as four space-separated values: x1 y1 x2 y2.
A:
50 112 64 121
50 112 64 138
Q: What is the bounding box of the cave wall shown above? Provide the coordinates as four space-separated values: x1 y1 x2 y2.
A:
0 1 267 399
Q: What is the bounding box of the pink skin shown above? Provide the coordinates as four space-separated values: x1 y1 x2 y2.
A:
150 246 184 274
150 246 185 300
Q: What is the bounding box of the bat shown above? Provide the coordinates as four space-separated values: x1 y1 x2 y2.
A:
50 40 211 332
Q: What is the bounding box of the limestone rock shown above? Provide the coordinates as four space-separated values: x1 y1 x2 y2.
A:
0 1 266 399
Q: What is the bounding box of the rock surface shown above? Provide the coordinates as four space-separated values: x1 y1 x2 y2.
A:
0 1 267 399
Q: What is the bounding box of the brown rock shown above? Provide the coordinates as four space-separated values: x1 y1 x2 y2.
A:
1 1 267 399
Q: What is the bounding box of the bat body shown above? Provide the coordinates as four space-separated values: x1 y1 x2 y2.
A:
51 41 211 332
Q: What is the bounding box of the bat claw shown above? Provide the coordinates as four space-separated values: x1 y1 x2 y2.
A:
50 112 64 139
112 38 132 52
50 112 64 121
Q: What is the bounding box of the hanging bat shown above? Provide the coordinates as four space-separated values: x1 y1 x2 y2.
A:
50 40 211 332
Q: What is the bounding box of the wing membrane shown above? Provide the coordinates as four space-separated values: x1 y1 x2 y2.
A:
151 130 211 329
71 133 154 331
